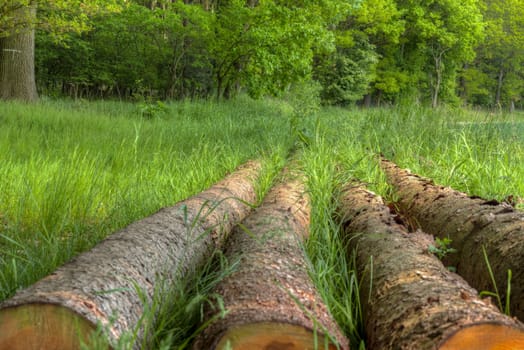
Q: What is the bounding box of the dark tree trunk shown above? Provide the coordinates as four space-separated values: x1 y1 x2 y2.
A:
381 157 524 321
431 54 442 109
0 4 38 102
337 184 524 349
495 66 504 108
0 161 262 350
363 93 372 107
459 63 468 103
194 174 349 350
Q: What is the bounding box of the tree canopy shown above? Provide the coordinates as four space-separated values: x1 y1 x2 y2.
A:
1 0 523 109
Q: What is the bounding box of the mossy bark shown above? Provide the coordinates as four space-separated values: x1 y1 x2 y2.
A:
337 184 524 349
381 158 524 321
0 161 261 349
194 175 349 350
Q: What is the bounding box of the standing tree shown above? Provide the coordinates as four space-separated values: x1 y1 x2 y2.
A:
0 1 38 101
474 0 524 110
397 0 484 107
317 0 405 106
211 0 350 99
0 0 120 101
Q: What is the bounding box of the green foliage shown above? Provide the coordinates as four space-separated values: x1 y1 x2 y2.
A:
211 0 349 99
53 1 216 99
393 0 484 107
480 246 512 316
32 0 352 100
315 37 378 106
284 79 322 119
279 79 321 149
138 100 168 119
463 0 524 109
4 0 524 107
0 0 121 39
0 0 34 37
346 0 406 104
331 0 486 107
428 237 457 260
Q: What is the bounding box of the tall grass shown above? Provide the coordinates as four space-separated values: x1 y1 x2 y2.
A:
301 137 364 348
312 105 524 201
298 105 524 349
0 97 291 302
2 98 524 349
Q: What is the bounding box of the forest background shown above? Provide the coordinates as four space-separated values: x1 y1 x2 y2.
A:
1 0 523 110
2 1 524 348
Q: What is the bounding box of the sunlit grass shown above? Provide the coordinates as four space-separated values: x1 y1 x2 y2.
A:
311 105 524 201
298 105 524 349
2 98 524 349
0 97 291 302
301 135 364 348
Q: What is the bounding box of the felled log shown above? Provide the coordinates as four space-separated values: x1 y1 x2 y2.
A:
0 161 262 350
193 174 349 350
381 157 524 320
337 184 524 349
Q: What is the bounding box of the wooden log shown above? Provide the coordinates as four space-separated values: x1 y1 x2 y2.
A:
193 174 349 350
337 184 524 349
0 160 262 350
381 157 524 321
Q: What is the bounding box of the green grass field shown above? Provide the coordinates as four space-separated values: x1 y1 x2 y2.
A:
1 98 523 349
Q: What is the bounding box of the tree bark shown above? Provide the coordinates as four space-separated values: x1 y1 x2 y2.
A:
194 174 349 350
495 66 504 108
431 51 443 109
0 160 262 350
0 3 38 102
459 63 468 103
337 184 524 349
381 158 524 321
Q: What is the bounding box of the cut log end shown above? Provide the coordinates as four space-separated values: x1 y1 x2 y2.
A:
0 304 99 350
440 323 524 350
215 322 339 350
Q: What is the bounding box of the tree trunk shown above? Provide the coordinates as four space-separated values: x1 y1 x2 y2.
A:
216 71 223 100
381 158 524 321
0 161 262 350
495 66 504 108
363 93 372 107
459 63 468 104
194 174 349 350
0 4 38 102
337 184 524 349
431 54 442 109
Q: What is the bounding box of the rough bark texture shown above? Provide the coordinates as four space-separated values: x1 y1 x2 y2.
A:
194 175 349 350
0 4 38 102
0 160 261 349
337 184 524 350
381 158 524 321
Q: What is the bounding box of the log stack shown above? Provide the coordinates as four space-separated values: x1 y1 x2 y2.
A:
381 157 524 321
0 161 262 350
194 172 349 350
337 184 524 349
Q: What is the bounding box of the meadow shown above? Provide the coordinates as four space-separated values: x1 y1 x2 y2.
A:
1 97 523 349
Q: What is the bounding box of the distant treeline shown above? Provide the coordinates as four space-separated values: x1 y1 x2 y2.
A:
31 0 523 109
